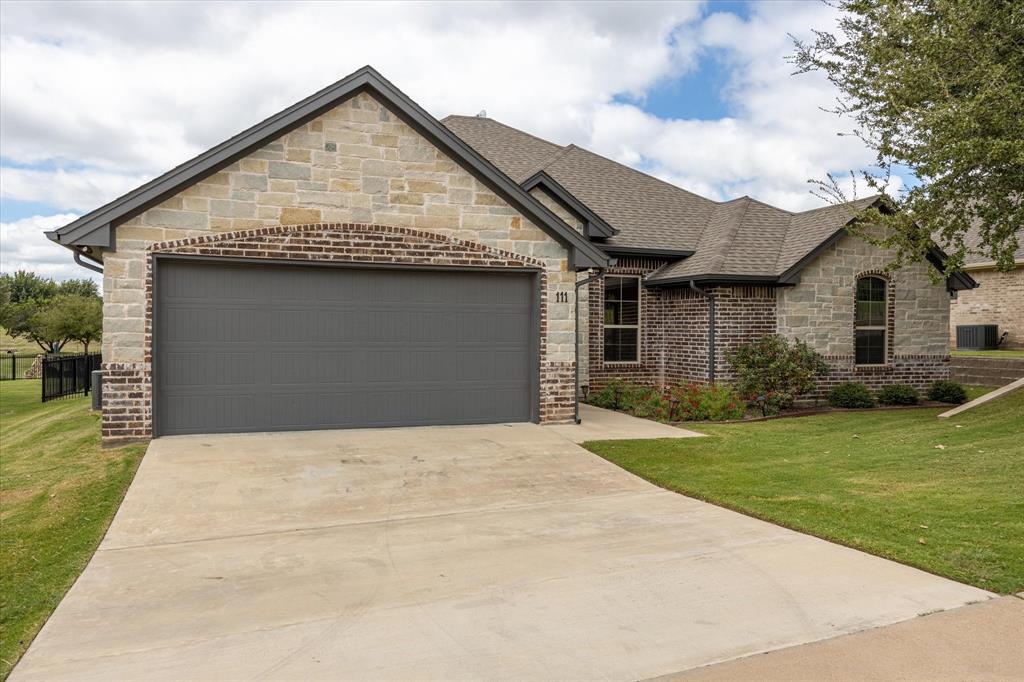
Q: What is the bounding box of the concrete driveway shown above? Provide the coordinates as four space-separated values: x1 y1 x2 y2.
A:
14 406 991 681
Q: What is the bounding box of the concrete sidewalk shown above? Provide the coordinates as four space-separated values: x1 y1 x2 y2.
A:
668 594 1024 681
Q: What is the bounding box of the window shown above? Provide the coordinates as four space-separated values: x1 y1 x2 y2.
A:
604 276 640 362
855 276 887 365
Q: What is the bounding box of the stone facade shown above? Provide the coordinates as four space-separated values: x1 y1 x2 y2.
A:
101 91 577 441
776 231 951 395
585 232 952 398
950 265 1024 349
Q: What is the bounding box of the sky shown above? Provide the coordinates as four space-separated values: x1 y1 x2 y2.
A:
0 0 905 285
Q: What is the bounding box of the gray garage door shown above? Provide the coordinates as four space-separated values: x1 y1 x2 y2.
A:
154 259 535 436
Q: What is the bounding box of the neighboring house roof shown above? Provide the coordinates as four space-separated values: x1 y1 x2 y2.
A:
48 67 609 270
956 219 1024 268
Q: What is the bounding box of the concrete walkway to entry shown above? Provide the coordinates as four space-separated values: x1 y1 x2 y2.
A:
551 403 705 442
12 413 991 681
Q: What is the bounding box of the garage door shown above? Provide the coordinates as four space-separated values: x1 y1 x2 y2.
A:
154 259 536 435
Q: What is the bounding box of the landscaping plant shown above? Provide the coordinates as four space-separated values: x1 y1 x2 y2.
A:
670 383 745 421
877 383 920 406
827 382 876 408
928 380 968 405
726 335 828 414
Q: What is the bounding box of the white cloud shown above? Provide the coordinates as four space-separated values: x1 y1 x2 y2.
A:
0 167 151 212
0 213 101 285
0 0 904 283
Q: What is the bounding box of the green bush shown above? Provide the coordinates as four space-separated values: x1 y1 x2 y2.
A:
877 383 920 405
928 380 968 404
828 382 876 408
726 335 829 414
670 383 745 421
587 379 670 421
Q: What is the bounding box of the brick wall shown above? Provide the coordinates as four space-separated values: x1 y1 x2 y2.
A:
587 270 779 391
101 91 578 442
808 356 950 401
586 258 669 390
950 265 1024 349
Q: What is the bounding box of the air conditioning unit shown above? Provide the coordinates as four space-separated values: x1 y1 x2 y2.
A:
956 324 1000 350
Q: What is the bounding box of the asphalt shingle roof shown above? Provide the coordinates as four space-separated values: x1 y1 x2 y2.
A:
443 114 881 281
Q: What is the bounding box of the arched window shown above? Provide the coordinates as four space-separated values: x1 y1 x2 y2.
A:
855 276 887 365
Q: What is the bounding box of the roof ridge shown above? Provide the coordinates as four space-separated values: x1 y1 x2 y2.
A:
519 144 574 180
709 197 753 273
793 194 881 215
442 114 565 153
561 143 717 205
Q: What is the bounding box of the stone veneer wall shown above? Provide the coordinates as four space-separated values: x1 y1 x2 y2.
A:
950 265 1024 349
101 92 578 441
777 230 951 398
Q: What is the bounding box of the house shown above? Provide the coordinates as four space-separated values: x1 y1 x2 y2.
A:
48 66 975 442
948 225 1023 349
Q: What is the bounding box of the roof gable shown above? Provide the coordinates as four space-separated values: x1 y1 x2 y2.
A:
49 67 608 269
521 171 617 239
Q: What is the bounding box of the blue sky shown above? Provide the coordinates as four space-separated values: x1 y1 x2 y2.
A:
0 1 904 281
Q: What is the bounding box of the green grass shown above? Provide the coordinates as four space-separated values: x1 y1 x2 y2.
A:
964 385 1000 401
585 390 1024 594
951 349 1024 358
0 381 146 679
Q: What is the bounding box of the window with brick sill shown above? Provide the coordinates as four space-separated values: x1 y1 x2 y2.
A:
855 276 888 365
604 275 639 363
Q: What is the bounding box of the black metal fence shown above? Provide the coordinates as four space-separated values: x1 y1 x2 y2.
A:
0 353 38 381
41 353 102 402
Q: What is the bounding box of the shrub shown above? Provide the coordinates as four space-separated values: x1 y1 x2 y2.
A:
622 384 670 421
727 335 829 414
928 380 967 404
670 383 745 421
587 379 670 421
587 379 623 410
827 382 876 408
877 383 920 406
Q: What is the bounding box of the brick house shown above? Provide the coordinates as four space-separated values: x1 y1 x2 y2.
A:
48 67 975 442
949 226 1024 349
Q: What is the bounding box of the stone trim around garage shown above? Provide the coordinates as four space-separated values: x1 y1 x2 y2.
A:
101 222 572 443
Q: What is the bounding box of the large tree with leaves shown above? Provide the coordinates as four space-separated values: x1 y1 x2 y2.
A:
791 0 1023 273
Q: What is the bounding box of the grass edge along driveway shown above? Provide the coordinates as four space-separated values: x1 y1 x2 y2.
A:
585 390 1024 595
0 381 146 680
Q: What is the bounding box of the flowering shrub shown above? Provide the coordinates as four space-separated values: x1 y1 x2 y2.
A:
669 383 746 421
726 335 829 414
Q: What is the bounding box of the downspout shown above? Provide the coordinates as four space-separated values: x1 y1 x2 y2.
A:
74 250 104 274
689 281 716 383
575 270 604 423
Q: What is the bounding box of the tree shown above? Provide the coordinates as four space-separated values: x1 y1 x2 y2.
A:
57 278 100 298
31 295 103 354
1 300 68 353
0 272 103 354
2 271 58 304
791 0 1024 273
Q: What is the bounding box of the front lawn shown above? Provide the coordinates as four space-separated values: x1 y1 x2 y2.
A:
585 389 1024 594
0 381 146 679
